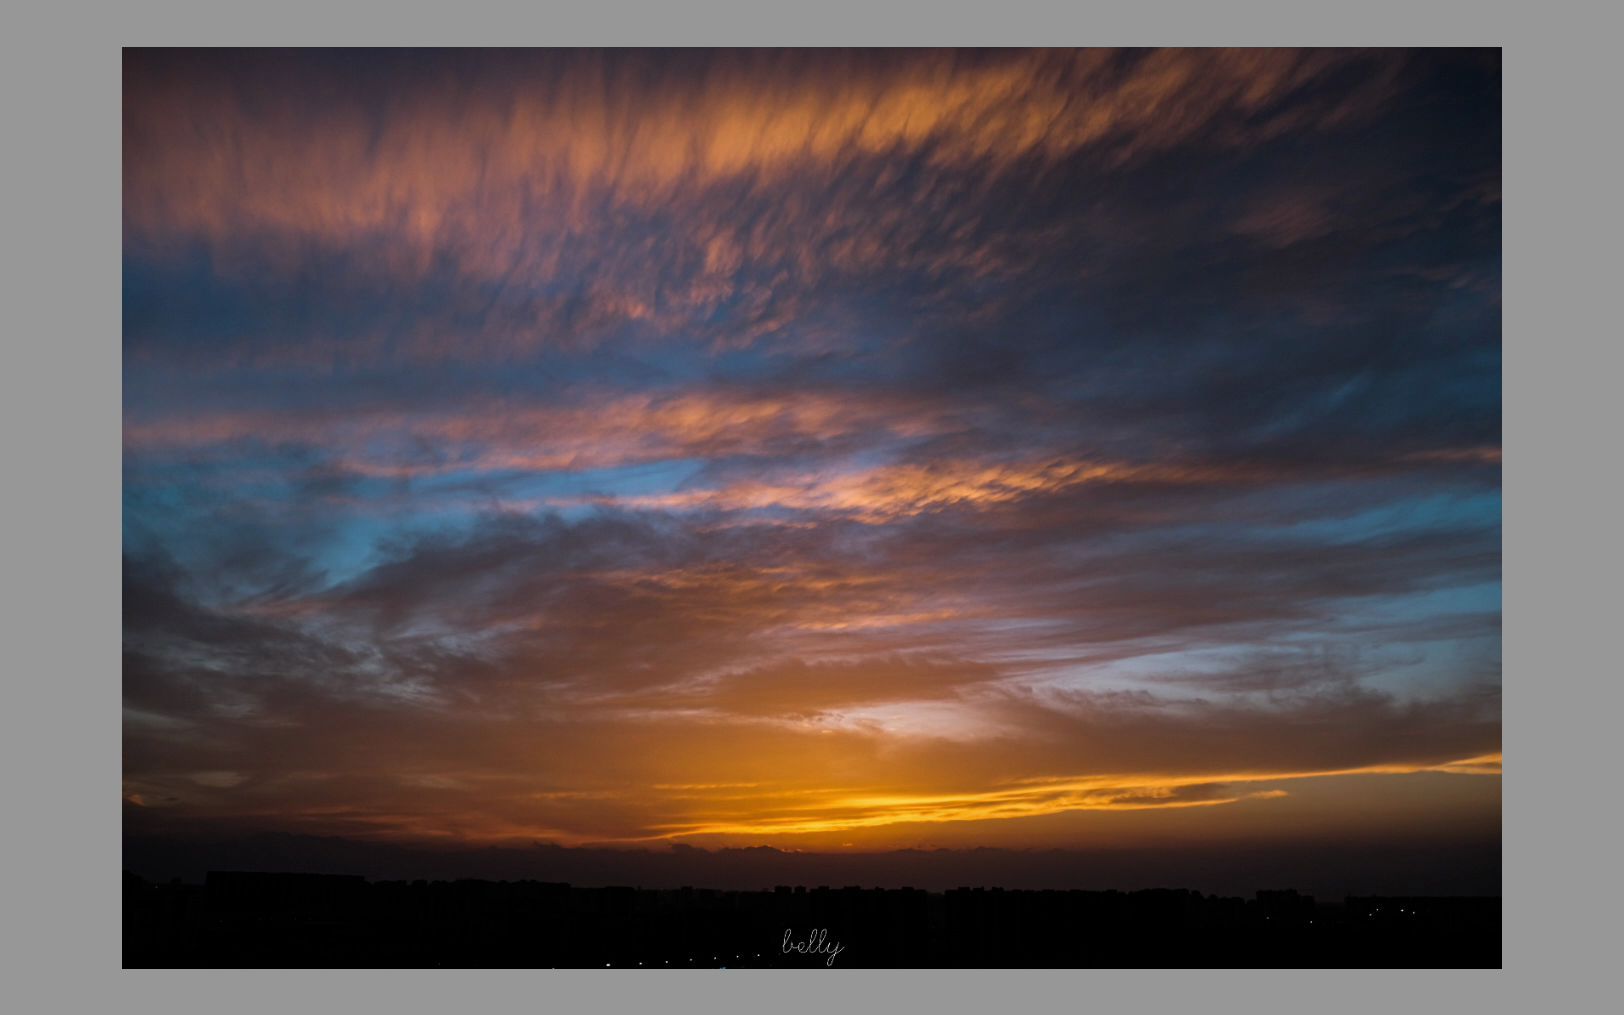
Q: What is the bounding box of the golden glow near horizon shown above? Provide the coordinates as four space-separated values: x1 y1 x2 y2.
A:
121 748 1502 848
634 754 1499 840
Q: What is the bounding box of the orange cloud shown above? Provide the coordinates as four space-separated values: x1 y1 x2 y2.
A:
123 50 1407 367
124 388 954 473
127 50 1395 253
578 457 1270 520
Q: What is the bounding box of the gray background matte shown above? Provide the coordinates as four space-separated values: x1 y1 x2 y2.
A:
3 1 1609 1008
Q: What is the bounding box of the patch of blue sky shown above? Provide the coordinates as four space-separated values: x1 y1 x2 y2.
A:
1273 487 1500 543
1118 484 1500 559
409 456 707 506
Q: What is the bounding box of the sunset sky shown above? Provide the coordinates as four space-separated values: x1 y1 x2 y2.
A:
122 49 1500 864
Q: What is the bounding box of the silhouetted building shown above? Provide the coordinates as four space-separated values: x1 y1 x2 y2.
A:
123 872 1500 968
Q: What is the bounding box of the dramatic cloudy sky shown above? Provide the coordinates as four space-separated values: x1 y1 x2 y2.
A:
123 49 1500 859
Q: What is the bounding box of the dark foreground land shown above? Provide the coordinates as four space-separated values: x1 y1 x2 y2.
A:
124 871 1499 968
